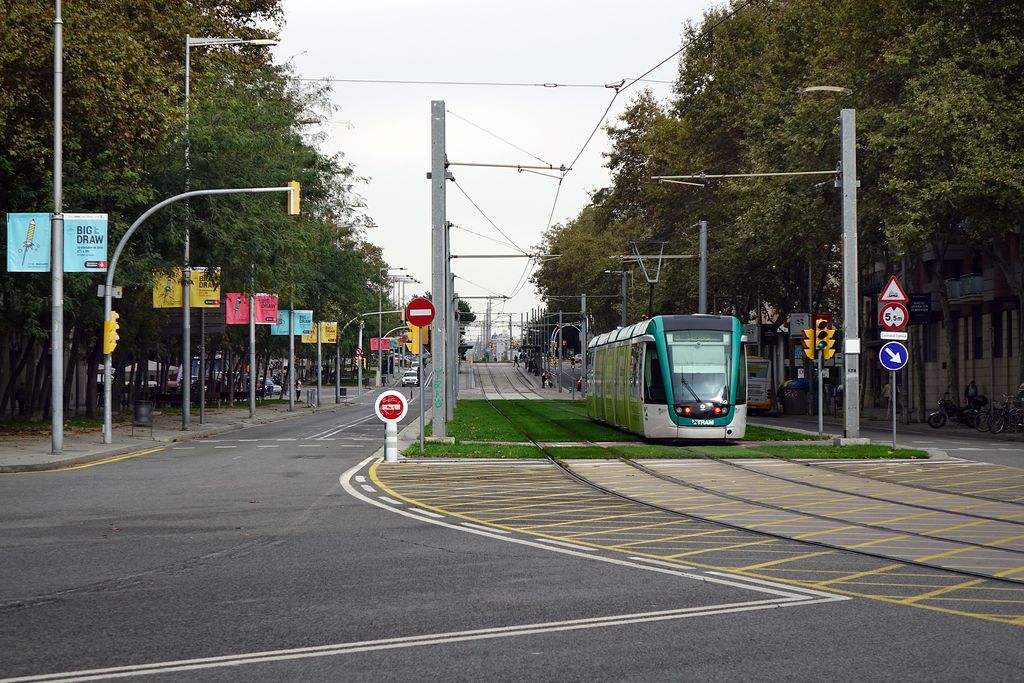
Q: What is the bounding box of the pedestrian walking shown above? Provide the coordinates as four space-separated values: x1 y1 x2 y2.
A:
295 378 302 401
14 383 26 416
881 381 891 411
964 379 979 407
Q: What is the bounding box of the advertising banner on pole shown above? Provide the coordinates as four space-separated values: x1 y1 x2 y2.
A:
6 213 52 272
294 309 314 335
301 323 319 344
225 293 249 324
270 309 291 336
63 213 108 271
189 267 221 308
153 269 184 308
320 322 338 344
254 293 278 324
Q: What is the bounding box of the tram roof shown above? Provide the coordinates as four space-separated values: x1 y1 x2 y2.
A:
587 315 739 349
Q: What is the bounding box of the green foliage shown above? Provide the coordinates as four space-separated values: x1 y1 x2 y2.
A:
531 0 1024 341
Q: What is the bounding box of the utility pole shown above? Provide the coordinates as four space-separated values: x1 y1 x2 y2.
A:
430 100 448 437
698 220 708 314
557 310 563 392
50 0 64 454
840 108 861 439
581 294 587 398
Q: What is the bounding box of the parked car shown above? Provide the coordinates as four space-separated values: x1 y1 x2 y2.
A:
401 370 419 387
263 381 282 397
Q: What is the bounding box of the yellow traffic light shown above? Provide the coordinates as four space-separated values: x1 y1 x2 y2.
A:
814 316 836 360
405 325 421 354
103 311 120 355
287 180 301 215
801 328 815 360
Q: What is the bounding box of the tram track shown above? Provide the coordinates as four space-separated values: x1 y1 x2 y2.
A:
479 394 1024 588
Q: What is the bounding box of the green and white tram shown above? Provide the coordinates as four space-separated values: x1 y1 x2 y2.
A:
586 315 747 440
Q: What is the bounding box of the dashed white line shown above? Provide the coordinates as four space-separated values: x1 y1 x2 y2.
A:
534 538 598 552
360 484 376 493
461 522 510 534
378 496 403 505
214 446 236 449
411 508 444 519
630 557 695 570
354 476 366 483
171 447 195 450
257 445 279 449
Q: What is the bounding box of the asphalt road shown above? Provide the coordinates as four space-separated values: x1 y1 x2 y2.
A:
2 392 1023 681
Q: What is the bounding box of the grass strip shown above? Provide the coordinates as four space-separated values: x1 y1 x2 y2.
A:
0 417 105 435
742 425 823 441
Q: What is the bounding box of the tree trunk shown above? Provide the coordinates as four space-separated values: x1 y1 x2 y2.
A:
85 337 99 419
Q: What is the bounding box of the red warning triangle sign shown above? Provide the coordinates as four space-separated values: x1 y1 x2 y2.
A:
878 275 908 303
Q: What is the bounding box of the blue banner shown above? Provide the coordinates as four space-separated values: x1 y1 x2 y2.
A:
294 309 313 335
270 309 291 336
6 213 51 272
63 213 108 272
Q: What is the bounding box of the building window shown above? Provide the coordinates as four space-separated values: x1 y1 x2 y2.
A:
993 308 1003 359
973 311 984 360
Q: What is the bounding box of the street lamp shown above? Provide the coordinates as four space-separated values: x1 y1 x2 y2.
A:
379 266 406 386
603 270 630 327
182 34 277 430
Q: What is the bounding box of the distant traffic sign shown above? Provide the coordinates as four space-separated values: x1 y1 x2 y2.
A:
880 331 908 341
879 302 908 331
879 341 909 371
879 275 908 303
406 297 435 328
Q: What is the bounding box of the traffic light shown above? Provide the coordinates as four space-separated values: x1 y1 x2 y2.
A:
801 328 815 360
406 325 421 354
287 180 301 215
103 311 120 355
814 315 836 360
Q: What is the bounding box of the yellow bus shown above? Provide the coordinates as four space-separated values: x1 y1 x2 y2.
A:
746 355 774 413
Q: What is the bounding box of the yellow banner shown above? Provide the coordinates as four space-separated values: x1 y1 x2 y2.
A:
321 322 338 344
189 267 221 308
301 323 318 344
153 269 183 308
153 267 221 308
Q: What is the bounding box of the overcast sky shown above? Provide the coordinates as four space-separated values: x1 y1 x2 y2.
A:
271 0 717 342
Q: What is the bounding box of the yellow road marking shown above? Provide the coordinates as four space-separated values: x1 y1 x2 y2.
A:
811 564 905 588
1 447 164 474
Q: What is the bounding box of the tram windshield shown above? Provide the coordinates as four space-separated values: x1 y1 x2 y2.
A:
665 330 731 403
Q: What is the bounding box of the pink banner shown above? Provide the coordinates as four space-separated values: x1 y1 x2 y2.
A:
369 337 392 351
225 293 249 325
254 293 278 324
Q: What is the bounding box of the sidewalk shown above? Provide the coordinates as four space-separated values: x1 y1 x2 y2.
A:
0 391 371 474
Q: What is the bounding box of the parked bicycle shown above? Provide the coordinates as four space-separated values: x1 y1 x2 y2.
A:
988 395 1024 434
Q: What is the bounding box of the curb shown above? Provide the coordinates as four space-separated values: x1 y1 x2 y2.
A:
0 397 361 473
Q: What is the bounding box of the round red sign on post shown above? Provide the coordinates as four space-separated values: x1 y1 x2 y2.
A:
879 302 909 331
375 390 408 423
406 297 435 328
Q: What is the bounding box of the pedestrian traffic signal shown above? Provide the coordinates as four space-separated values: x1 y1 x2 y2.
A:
814 315 836 360
801 328 815 360
103 311 120 355
287 181 301 215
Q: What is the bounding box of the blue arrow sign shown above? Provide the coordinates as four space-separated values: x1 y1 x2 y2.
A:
879 341 908 371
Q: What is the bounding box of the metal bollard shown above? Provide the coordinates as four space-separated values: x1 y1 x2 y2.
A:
384 421 398 462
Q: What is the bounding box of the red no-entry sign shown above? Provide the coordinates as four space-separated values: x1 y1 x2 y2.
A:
406 297 435 328
375 390 408 423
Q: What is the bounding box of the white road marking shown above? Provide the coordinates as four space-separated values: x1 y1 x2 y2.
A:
360 484 375 493
0 597 843 682
238 439 258 442
257 445 279 449
214 446 236 449
276 438 298 442
298 445 320 448
378 496 403 505
462 522 510 534
411 508 444 518
629 557 695 570
354 476 366 483
171 447 195 450
535 538 598 552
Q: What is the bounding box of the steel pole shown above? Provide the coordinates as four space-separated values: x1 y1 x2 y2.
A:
581 294 587 399
620 272 628 327
840 109 860 439
357 322 364 396
698 220 708 314
817 352 824 439
557 310 563 392
430 101 448 436
335 331 341 403
288 301 295 411
49 0 65 454
182 37 192 432
245 294 254 416
316 323 323 408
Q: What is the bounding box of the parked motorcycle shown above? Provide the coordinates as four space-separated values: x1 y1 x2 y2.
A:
927 397 982 428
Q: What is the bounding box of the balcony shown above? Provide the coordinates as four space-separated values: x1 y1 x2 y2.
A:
944 274 984 303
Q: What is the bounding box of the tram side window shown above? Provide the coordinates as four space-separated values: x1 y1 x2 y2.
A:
644 344 666 403
737 346 747 405
629 344 642 400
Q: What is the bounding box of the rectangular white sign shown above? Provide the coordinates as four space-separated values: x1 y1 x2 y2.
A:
880 331 909 340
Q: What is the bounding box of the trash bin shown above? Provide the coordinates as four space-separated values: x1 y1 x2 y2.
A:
340 387 347 397
780 379 809 415
133 400 154 437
